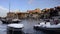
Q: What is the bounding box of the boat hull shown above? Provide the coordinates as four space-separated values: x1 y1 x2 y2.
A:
1 20 21 24
1 20 10 24
12 21 21 23
34 26 60 32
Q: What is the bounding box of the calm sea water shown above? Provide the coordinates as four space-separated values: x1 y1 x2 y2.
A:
0 19 59 34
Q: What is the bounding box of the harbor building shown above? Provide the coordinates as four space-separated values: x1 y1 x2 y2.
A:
27 8 41 19
6 12 16 19
16 12 29 19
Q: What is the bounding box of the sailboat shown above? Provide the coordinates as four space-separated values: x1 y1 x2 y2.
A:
1 0 21 24
11 13 22 23
1 13 22 24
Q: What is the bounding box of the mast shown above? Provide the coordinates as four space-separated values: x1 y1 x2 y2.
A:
9 0 10 13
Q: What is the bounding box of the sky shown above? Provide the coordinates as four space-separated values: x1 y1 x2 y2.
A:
0 0 60 17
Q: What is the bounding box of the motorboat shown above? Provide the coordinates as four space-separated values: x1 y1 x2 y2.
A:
1 18 21 24
7 23 24 29
7 24 24 34
34 22 60 32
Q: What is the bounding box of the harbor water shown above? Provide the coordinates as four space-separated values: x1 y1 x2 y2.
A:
0 19 60 34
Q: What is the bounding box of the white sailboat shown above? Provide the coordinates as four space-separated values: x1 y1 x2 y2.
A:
11 13 22 23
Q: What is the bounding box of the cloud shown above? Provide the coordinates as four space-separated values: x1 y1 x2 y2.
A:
0 6 8 11
0 6 20 17
0 6 8 17
28 0 34 4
